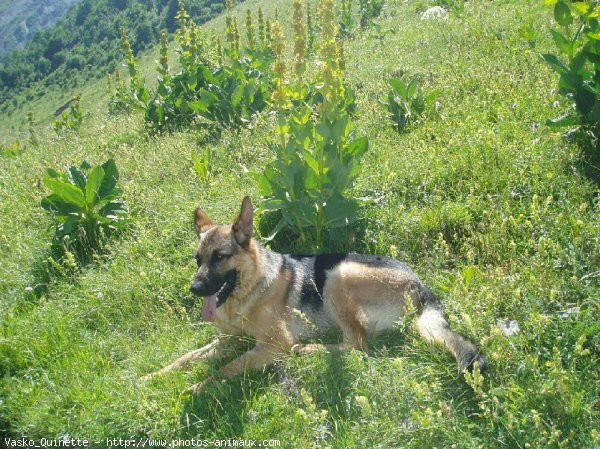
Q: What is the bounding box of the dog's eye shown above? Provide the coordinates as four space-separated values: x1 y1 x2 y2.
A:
212 251 230 263
195 254 203 267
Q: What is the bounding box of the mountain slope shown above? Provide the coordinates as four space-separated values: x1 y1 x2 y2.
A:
0 0 229 115
0 0 81 57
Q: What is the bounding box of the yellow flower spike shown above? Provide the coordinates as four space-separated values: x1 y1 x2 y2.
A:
292 0 308 80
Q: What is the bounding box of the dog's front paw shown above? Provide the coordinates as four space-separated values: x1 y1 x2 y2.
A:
139 373 155 383
184 375 216 396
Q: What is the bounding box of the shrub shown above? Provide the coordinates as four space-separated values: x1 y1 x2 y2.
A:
53 94 84 136
339 0 357 38
192 148 211 179
359 0 385 29
541 0 600 140
118 1 274 133
145 55 272 133
108 28 149 115
380 76 439 132
41 159 129 262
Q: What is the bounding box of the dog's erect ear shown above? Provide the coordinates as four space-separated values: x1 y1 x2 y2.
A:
232 196 253 247
194 207 214 235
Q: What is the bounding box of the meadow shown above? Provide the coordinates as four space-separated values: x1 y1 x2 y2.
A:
0 0 598 447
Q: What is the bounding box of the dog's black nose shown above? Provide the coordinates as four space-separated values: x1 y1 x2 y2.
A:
190 281 205 295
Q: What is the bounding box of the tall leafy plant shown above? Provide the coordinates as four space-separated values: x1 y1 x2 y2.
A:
541 0 600 139
41 159 129 263
258 0 368 250
359 0 385 29
109 28 150 115
339 0 356 38
380 76 439 132
53 95 84 136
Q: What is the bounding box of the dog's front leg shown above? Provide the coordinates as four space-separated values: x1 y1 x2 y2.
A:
186 344 281 395
141 337 231 381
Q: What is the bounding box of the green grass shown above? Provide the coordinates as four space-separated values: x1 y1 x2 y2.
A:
1 0 599 447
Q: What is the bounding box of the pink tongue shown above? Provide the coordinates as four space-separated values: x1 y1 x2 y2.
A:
202 294 218 321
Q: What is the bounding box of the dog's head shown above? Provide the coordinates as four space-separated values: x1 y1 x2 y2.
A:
190 196 256 321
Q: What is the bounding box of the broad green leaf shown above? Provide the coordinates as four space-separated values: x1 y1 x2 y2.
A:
558 72 583 93
57 216 79 236
489 387 508 397
550 29 573 56
545 113 581 127
316 122 332 139
92 214 122 228
463 265 477 289
200 89 219 107
323 196 359 227
406 78 419 99
243 82 257 103
329 116 349 142
98 201 128 218
43 177 86 209
554 1 573 26
232 84 245 108
302 150 321 175
575 86 596 115
68 166 87 190
192 150 210 178
305 168 320 191
259 216 287 242
346 136 369 158
157 82 169 97
96 188 124 206
540 53 569 74
262 199 287 211
582 82 600 96
85 165 105 206
585 101 600 123
389 78 407 97
258 172 275 196
46 168 65 181
412 95 426 115
571 52 588 73
99 159 119 199
41 194 80 215
151 104 166 125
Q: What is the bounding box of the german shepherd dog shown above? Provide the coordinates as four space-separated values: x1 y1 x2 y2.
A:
143 197 486 394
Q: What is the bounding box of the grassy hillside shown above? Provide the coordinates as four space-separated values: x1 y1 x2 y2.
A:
1 0 599 447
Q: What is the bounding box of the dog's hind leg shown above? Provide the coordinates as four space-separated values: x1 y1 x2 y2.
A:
141 337 233 381
291 341 365 355
416 305 486 373
292 320 369 355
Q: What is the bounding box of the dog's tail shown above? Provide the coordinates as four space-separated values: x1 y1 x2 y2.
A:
416 297 486 373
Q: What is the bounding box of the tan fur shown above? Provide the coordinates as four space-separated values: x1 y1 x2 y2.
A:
142 197 485 394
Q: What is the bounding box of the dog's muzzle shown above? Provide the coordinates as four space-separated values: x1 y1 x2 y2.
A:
190 270 237 306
